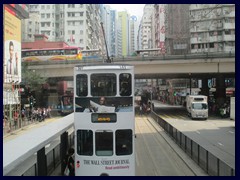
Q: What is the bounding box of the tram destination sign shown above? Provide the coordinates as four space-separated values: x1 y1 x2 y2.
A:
92 113 117 123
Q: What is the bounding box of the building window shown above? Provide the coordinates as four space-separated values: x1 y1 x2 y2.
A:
68 4 75 8
225 30 231 35
77 130 93 156
209 43 214 48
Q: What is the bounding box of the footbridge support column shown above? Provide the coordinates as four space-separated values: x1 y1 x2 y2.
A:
200 78 209 96
37 147 47 176
60 131 68 176
216 75 226 106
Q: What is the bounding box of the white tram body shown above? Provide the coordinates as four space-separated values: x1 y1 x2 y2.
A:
74 64 135 176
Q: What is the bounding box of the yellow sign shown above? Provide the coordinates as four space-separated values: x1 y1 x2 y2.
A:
98 117 111 122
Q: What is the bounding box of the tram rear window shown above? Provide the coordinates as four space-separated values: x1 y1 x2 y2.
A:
76 74 88 96
116 129 133 156
92 113 116 123
95 130 113 156
120 73 132 96
91 74 116 96
77 130 93 156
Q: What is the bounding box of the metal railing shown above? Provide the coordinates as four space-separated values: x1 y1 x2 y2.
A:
150 111 235 176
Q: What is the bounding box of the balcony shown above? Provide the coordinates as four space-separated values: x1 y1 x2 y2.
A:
223 23 235 29
209 36 223 42
224 46 235 52
223 34 235 41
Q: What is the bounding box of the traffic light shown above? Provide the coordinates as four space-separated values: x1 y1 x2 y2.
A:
33 98 36 105
29 96 33 105
29 96 35 107
173 91 177 96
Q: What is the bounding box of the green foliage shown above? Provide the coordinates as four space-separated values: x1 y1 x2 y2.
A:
21 63 47 92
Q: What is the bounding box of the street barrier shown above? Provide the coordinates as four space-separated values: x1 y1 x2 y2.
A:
150 111 235 176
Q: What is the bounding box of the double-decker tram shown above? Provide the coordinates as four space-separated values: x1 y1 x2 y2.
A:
74 64 135 176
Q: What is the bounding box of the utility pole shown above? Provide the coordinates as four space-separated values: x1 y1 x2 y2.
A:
100 22 111 63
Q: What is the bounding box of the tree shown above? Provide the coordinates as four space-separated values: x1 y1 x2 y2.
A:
21 63 47 92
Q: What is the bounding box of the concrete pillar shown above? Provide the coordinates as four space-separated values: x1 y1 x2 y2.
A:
216 75 226 105
200 78 209 96
189 77 192 95
37 147 47 176
60 132 68 176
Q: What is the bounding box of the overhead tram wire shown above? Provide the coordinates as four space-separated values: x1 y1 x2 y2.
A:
100 22 111 63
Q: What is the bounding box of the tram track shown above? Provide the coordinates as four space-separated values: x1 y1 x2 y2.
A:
135 115 206 176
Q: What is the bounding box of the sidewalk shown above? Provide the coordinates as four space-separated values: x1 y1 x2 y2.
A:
3 116 61 141
151 100 183 108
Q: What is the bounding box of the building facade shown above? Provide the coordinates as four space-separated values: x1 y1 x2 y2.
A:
165 4 190 55
23 4 104 51
140 5 154 51
116 11 130 57
189 4 235 53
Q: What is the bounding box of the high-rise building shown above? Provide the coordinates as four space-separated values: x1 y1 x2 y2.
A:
117 11 130 57
189 4 235 53
165 4 190 55
140 5 154 50
109 10 117 57
21 13 40 42
153 4 166 54
129 15 140 56
22 4 104 51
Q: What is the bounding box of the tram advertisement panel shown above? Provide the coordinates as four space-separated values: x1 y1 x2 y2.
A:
81 158 131 170
75 97 133 113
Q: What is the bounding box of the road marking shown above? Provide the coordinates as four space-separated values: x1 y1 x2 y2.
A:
218 142 224 146
196 130 200 134
229 131 234 134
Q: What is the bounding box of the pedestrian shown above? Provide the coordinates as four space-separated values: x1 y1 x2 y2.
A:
13 111 19 130
139 105 143 116
64 148 75 176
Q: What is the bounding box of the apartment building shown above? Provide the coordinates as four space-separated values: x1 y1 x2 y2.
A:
189 4 235 53
165 4 190 55
140 4 154 50
23 4 103 51
116 11 130 57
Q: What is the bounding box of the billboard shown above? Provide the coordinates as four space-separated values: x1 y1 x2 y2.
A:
4 7 21 83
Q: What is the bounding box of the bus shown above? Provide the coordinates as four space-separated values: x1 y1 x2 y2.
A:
81 49 102 60
22 47 102 62
58 95 74 116
22 46 82 62
74 64 135 176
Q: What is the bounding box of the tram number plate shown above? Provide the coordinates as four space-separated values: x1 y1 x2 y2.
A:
92 113 116 123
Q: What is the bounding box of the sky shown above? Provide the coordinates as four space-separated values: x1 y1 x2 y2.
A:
107 4 146 19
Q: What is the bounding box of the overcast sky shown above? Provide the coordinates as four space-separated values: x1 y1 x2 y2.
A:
107 4 146 19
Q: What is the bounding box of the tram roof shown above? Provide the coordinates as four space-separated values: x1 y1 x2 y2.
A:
75 64 134 70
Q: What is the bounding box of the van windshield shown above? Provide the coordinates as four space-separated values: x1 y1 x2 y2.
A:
192 103 208 110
